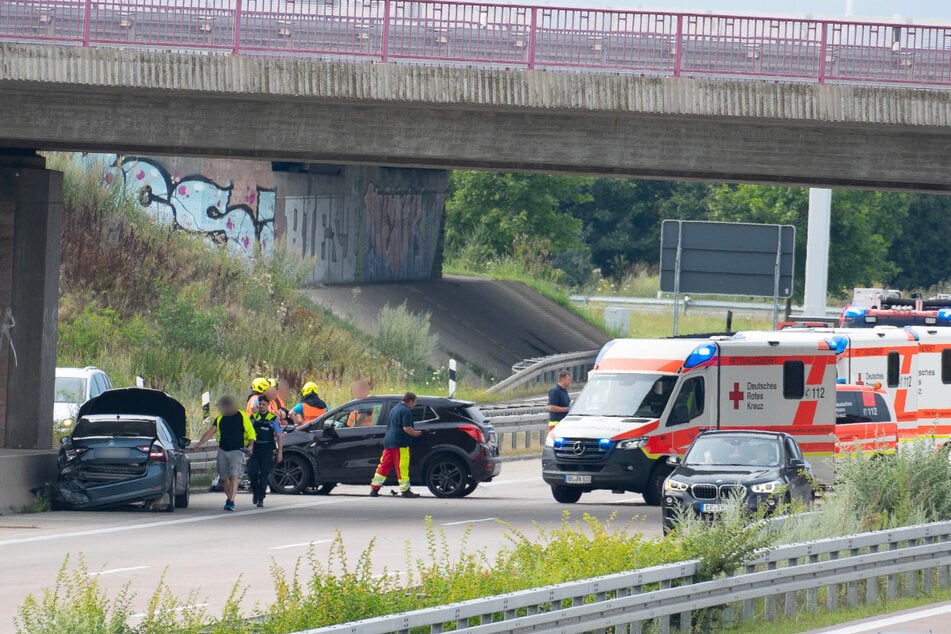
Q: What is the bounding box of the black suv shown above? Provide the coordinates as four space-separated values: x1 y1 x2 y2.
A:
269 396 501 498
661 430 813 533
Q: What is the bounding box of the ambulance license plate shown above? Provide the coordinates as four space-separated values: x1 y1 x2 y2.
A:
701 503 726 513
564 474 592 484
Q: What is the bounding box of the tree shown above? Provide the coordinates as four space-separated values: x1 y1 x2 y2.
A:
887 193 951 291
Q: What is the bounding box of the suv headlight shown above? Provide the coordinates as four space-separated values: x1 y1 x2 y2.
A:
617 438 647 450
750 480 784 494
664 478 689 492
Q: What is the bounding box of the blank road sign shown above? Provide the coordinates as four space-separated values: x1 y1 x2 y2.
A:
659 220 795 298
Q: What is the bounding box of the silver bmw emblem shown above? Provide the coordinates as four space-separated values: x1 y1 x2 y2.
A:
108 440 116 447
572 441 585 456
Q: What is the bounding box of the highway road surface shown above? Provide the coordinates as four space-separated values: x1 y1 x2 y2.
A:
0 458 660 629
809 601 951 634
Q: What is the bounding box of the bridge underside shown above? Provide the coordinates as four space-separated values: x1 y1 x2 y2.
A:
0 83 948 193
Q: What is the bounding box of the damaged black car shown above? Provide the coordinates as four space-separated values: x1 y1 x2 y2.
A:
52 388 191 511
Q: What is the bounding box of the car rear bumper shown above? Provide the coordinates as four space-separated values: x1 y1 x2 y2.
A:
473 449 502 482
541 447 653 492
53 464 171 510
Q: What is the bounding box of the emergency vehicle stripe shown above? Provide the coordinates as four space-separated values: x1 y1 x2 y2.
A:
848 346 917 358
806 356 827 385
720 355 832 367
793 400 818 425
611 421 659 441
894 391 916 422
596 359 684 373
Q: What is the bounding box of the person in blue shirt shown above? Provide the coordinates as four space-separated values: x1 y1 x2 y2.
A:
547 370 572 430
247 395 283 507
369 392 423 498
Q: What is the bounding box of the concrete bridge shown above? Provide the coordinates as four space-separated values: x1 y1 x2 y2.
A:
3 0 951 505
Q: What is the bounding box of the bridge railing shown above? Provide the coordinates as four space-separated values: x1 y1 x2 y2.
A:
2 0 951 86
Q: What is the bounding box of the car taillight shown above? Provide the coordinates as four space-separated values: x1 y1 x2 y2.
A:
459 425 485 444
137 444 167 462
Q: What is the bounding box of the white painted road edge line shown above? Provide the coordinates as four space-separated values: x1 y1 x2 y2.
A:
269 539 332 551
817 602 951 634
441 517 498 526
0 497 350 547
85 565 151 577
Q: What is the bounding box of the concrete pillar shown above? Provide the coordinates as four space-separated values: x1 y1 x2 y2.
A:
0 151 63 450
803 188 832 317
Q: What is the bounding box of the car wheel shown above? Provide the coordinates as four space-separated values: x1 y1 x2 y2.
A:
151 474 175 513
425 456 469 498
551 485 583 504
315 483 336 496
459 481 478 497
269 454 312 495
643 461 674 507
175 471 190 509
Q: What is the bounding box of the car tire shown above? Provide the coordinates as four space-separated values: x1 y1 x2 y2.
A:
152 475 175 513
175 474 190 509
459 481 478 497
425 456 469 498
269 454 312 495
551 485 583 504
643 461 674 507
315 483 336 496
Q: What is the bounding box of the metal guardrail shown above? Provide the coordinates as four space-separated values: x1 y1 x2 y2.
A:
297 519 951 633
571 294 843 318
486 350 598 394
3 1 951 87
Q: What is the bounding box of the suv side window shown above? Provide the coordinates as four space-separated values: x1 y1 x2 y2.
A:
667 377 704 426
326 401 385 429
411 405 440 424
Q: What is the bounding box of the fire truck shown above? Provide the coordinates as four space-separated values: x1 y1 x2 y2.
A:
541 337 842 505
841 288 951 328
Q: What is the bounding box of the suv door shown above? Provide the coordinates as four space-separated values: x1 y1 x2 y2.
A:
313 399 391 483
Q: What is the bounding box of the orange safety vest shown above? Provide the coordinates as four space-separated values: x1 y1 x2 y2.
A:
301 401 327 422
346 409 374 427
247 394 281 418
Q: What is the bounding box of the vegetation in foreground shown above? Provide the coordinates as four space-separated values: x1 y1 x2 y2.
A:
17 444 951 633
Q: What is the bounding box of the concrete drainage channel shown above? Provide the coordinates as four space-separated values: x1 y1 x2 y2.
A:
295 519 951 634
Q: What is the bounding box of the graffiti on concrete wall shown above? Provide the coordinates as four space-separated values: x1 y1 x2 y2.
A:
81 154 275 257
362 182 442 281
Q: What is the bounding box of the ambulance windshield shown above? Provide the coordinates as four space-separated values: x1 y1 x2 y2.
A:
571 373 678 418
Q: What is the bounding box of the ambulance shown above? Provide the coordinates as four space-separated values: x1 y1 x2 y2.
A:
907 326 951 446
541 337 840 505
735 328 918 445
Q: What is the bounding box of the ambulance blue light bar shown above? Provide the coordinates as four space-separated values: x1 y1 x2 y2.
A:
843 307 867 318
594 340 617 369
599 438 612 451
827 335 848 354
683 344 717 369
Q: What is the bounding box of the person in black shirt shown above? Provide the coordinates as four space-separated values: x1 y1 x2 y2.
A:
547 370 572 430
195 396 256 511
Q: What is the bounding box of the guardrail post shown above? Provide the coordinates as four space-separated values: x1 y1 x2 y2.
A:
818 21 828 83
527 7 537 70
381 0 391 63
673 14 683 77
81 0 92 46
232 0 243 55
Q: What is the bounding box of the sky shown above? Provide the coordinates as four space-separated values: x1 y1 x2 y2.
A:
525 1 951 22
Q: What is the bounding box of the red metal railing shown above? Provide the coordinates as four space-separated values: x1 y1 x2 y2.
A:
2 0 951 87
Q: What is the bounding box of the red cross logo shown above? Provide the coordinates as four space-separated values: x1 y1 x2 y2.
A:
728 382 744 410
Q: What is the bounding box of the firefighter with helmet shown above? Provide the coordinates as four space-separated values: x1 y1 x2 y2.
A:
292 382 329 428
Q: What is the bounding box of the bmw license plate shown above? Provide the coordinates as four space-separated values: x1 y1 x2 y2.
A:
701 503 726 513
564 474 592 484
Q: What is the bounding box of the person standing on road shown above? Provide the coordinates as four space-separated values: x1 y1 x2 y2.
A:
247 395 284 508
195 396 256 511
369 392 423 498
547 370 572 430
291 381 329 427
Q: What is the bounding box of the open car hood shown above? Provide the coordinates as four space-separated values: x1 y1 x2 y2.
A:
77 388 187 439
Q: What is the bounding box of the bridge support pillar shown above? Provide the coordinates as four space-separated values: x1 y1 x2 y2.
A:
0 151 63 451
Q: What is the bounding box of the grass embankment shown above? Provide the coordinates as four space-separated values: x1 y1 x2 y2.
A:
18 444 951 633
50 155 472 437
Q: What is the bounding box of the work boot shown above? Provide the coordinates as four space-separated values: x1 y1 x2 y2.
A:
369 489 380 497
256 499 264 508
401 490 420 498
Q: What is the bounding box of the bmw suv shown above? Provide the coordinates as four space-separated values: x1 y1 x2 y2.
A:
270 396 501 498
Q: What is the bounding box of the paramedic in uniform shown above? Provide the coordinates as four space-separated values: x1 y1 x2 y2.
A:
547 371 572 430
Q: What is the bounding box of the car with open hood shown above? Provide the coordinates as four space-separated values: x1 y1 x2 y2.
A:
270 395 500 498
661 430 813 533
52 388 191 511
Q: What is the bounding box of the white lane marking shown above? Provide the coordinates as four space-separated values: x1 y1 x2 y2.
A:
0 498 350 548
85 565 151 577
269 539 331 551
130 603 207 619
479 477 540 488
817 602 951 634
441 517 498 526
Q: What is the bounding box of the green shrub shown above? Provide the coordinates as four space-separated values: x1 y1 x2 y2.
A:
374 302 438 380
